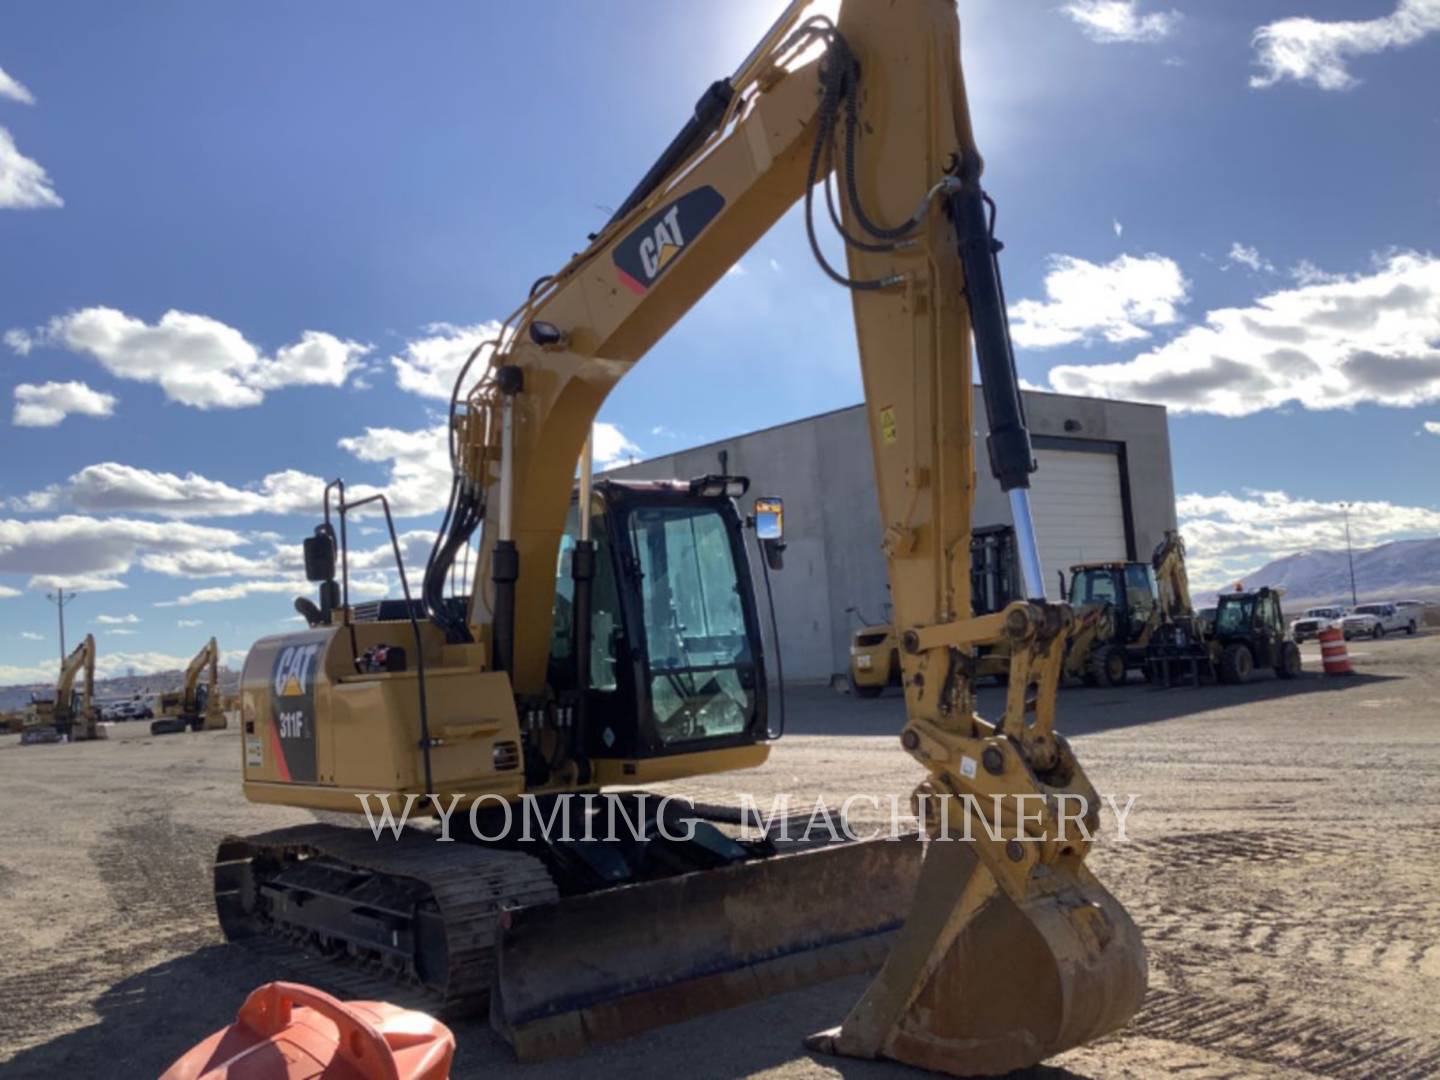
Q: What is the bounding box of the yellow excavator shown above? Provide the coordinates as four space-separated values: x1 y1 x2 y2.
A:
151 637 227 735
21 633 102 745
214 3 1145 1074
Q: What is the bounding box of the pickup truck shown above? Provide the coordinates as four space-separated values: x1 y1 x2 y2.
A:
1290 606 1346 643
1341 602 1417 639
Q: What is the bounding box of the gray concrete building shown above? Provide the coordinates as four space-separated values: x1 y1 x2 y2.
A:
606 389 1177 681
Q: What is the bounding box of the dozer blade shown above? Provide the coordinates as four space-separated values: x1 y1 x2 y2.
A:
808 839 1147 1077
491 834 923 1060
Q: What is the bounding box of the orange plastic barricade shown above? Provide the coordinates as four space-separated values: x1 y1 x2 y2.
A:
159 982 454 1080
1318 625 1354 676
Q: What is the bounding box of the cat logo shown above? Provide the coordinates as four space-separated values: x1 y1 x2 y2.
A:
268 638 324 783
613 185 725 295
273 643 320 699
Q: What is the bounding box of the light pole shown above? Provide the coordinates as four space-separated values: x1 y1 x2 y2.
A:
46 587 78 661
1339 503 1357 607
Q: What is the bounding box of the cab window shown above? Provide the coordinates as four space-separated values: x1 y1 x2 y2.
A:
629 505 753 746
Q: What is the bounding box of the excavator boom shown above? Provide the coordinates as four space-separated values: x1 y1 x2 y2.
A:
218 3 1146 1073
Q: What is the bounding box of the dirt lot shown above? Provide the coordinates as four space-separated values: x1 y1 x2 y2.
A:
2 631 1438 1079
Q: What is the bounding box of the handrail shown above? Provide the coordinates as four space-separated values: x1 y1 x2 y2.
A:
330 486 434 797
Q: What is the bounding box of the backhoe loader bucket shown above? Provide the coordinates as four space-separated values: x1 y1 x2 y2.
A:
809 838 1147 1077
491 834 923 1060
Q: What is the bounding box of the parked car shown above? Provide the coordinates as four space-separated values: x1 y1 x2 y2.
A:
1342 602 1416 639
1290 606 1347 642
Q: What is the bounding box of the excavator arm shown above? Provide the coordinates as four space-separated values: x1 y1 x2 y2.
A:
438 2 1145 1072
182 637 220 712
56 633 96 714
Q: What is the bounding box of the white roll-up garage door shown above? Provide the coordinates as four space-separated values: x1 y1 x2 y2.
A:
1029 446 1129 592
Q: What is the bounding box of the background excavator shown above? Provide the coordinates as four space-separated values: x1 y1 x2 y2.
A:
21 633 102 745
214 3 1145 1075
151 637 226 735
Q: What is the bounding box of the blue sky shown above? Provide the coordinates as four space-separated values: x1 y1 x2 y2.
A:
2 0 1439 681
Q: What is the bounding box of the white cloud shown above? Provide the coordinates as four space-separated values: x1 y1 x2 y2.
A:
1062 1 1178 43
725 263 747 277
1226 242 1275 275
1251 0 1440 90
391 321 501 400
0 584 20 598
26 573 127 592
157 574 389 607
177 618 202 628
1290 260 1345 286
1112 219 1123 239
95 650 196 679
591 421 642 467
1178 488 1440 590
105 628 137 636
12 380 117 427
12 462 323 518
0 126 62 209
12 420 454 523
0 661 55 685
20 630 42 640
1009 253 1188 348
1046 251 1440 416
336 424 452 517
1424 421 1440 436
4 329 33 354
93 613 139 624
0 65 36 105
0 516 248 587
7 307 368 408
768 258 782 273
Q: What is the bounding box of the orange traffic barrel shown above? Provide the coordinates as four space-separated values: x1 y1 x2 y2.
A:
160 982 454 1080
1318 625 1354 676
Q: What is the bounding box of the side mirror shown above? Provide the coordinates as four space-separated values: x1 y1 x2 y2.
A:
304 526 337 583
754 497 784 541
754 497 785 572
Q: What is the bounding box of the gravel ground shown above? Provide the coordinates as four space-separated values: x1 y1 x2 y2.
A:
1 631 1437 1079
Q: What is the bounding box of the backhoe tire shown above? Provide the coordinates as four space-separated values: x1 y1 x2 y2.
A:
1090 645 1128 688
1275 640 1302 679
1220 643 1254 685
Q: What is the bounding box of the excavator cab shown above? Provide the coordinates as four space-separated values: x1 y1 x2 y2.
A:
545 476 777 760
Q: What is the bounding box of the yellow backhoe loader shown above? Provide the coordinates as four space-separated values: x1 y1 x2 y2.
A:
151 637 227 735
1060 531 1201 688
214 4 1145 1074
21 633 103 745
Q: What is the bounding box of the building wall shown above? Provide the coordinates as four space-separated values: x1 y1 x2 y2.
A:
605 389 1176 681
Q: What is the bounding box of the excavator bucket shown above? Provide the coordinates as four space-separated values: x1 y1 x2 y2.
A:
809 838 1147 1077
491 834 923 1060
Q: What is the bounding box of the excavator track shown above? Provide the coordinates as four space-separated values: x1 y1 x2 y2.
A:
214 823 558 1017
